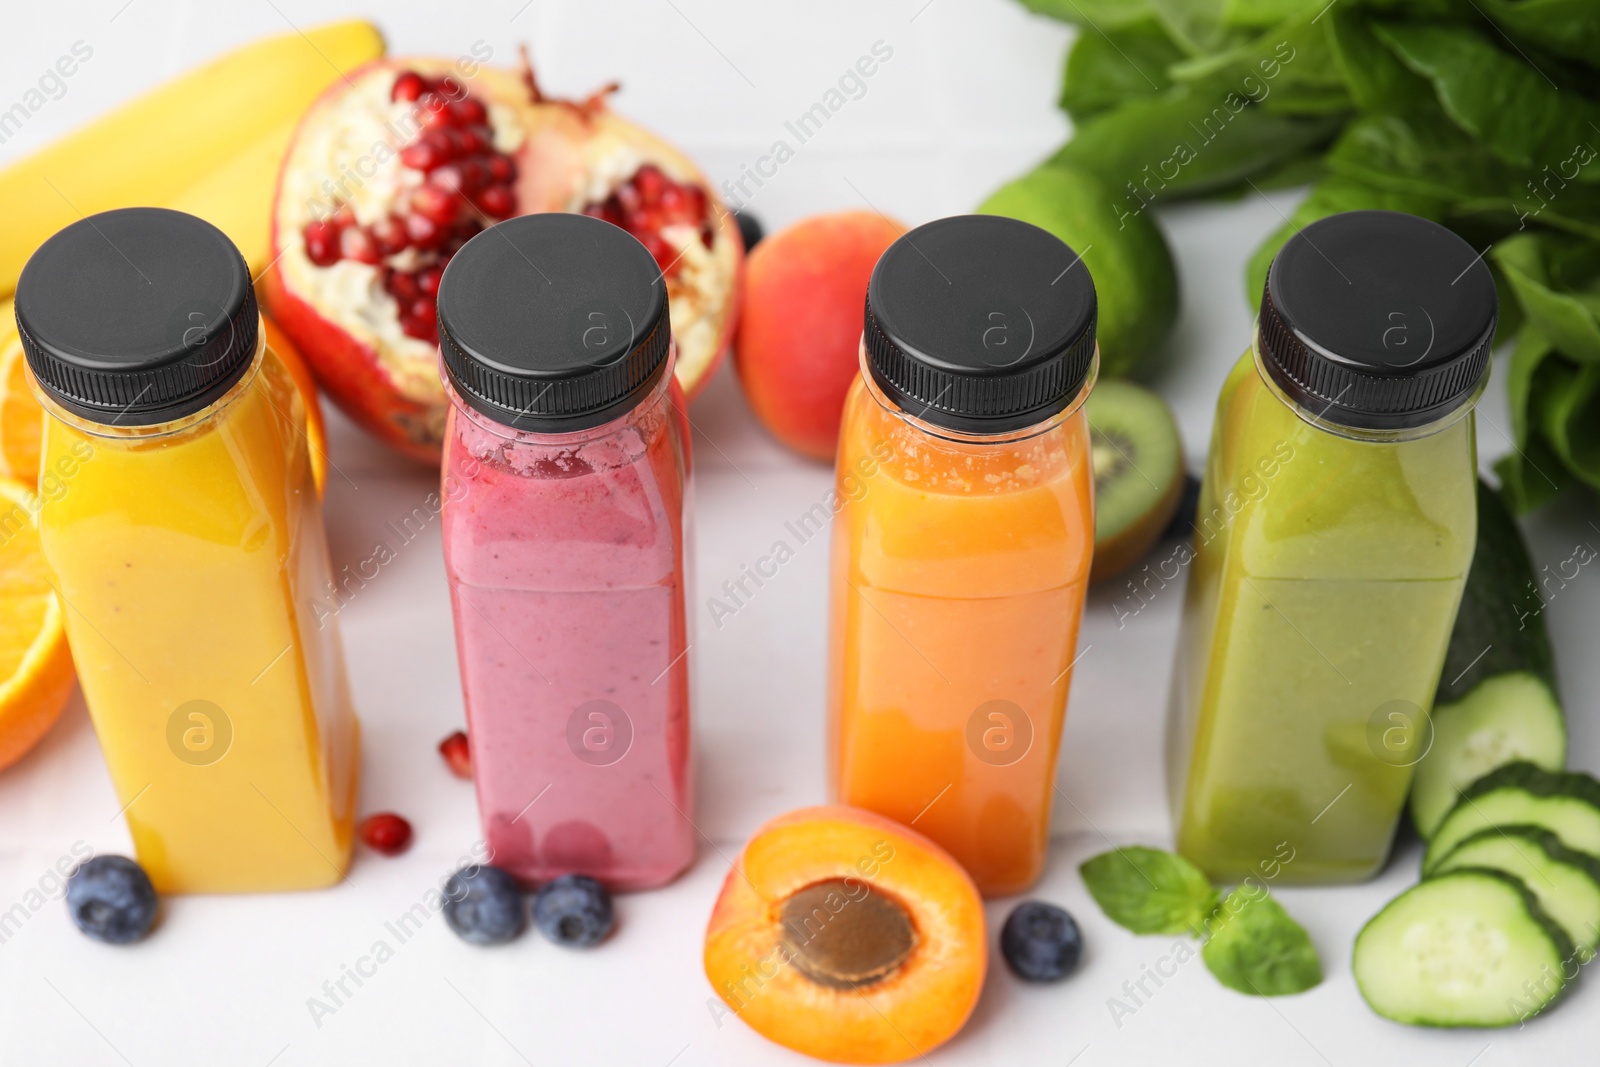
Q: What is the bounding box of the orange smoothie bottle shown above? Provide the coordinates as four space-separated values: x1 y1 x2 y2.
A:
18 208 359 893
829 215 1097 896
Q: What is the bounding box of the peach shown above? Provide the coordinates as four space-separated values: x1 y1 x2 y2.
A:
704 805 986 1064
734 212 905 460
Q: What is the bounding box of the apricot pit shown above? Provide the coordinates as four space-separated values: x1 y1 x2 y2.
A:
704 806 986 1064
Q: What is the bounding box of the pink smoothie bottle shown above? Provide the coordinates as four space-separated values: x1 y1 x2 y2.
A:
437 213 694 891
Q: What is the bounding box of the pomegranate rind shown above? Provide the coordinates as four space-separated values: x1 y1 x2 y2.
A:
265 58 740 461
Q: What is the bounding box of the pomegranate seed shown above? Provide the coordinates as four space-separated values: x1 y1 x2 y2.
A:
700 223 715 249
391 70 426 103
405 212 445 249
615 183 641 215
434 130 461 163
623 205 660 235
488 155 516 183
658 184 685 213
417 265 445 297
634 164 666 202
411 184 458 225
369 215 409 256
400 138 444 171
359 812 413 856
429 164 465 193
639 232 673 269
453 98 488 125
457 159 489 193
583 200 623 227
435 76 465 101
683 185 708 218
458 125 491 155
387 270 421 302
417 92 453 128
399 311 437 341
477 184 515 218
340 226 380 264
302 220 343 266
439 731 472 778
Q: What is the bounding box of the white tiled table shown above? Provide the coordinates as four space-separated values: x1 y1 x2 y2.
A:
1 2 1596 1063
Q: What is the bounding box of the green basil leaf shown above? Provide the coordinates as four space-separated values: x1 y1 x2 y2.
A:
1060 17 1185 121
1492 233 1600 362
1478 0 1600 66
1496 326 1574 513
1244 174 1448 307
1080 846 1220 935
1018 0 1155 28
1536 357 1600 493
1324 8 1434 113
1201 888 1322 996
1152 0 1252 55
1373 21 1600 179
1489 256 1527 348
1221 0 1314 29
1495 445 1573 515
1323 112 1600 243
1053 84 1344 203
1208 149 1327 201
1168 2 1352 116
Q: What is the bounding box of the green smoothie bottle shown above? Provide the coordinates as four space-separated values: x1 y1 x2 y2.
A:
1167 210 1495 883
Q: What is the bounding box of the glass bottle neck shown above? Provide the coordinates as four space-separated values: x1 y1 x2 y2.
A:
441 348 677 448
1251 331 1486 444
31 325 266 441
856 340 1098 447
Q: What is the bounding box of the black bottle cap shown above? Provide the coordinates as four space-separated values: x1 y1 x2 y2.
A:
1259 210 1496 431
437 213 671 433
15 207 259 427
864 214 1097 435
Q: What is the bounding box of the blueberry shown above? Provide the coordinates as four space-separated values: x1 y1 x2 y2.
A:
533 874 614 947
1000 901 1082 983
443 865 526 945
734 211 763 252
66 855 157 944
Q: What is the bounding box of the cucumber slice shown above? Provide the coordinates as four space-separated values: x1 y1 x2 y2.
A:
1424 763 1600 874
1410 673 1567 838
1412 481 1565 839
1431 826 1600 951
1354 869 1576 1027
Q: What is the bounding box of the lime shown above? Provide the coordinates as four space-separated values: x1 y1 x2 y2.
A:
978 164 1178 378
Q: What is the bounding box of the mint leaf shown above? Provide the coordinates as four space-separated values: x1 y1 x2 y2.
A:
1201 887 1322 996
1080 846 1220 935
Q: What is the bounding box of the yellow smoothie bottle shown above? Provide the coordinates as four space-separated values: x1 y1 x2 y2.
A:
1167 211 1492 883
17 208 359 894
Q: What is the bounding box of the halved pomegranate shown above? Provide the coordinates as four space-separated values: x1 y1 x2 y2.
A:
261 55 742 462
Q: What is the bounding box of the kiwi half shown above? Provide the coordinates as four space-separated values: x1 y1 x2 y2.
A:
1086 380 1184 583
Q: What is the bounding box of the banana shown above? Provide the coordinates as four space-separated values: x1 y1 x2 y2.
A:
0 20 384 296
163 116 300 279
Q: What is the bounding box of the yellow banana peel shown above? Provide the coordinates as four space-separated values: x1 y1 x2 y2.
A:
164 115 300 279
0 20 384 296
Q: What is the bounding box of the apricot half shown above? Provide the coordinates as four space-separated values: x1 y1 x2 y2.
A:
704 806 986 1064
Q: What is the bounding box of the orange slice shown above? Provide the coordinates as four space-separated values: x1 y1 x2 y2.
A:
0 299 42 484
0 476 73 769
263 314 328 496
